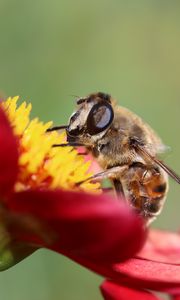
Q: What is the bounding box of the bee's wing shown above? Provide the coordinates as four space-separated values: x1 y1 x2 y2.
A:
134 142 180 184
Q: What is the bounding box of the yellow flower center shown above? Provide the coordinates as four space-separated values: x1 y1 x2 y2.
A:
1 97 99 193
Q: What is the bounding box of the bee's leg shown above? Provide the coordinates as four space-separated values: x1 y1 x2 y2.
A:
112 179 125 199
52 143 85 147
76 165 127 186
51 143 88 154
46 125 67 132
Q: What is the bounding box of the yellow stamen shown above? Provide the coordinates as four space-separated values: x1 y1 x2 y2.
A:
1 97 100 193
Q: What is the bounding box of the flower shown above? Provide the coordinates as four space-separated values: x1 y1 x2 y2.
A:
2 96 99 192
98 229 180 300
0 97 145 271
101 280 159 300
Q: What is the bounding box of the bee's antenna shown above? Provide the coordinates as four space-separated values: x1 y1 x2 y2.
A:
76 98 86 105
68 94 86 105
46 125 67 132
52 143 85 147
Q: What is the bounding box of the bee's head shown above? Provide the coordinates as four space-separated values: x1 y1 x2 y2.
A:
66 92 114 143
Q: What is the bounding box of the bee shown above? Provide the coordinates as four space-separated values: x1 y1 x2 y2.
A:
47 92 180 224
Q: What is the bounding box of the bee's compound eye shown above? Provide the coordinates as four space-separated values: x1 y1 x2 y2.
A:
86 102 114 135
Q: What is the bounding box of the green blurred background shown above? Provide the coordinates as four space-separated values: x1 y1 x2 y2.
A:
0 1 180 299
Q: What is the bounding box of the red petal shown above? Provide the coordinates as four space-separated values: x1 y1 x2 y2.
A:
110 258 180 294
6 190 145 263
0 106 18 195
100 280 162 300
73 229 180 294
66 255 180 295
137 229 180 264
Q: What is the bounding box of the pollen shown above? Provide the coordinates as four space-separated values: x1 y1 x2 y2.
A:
1 97 99 193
